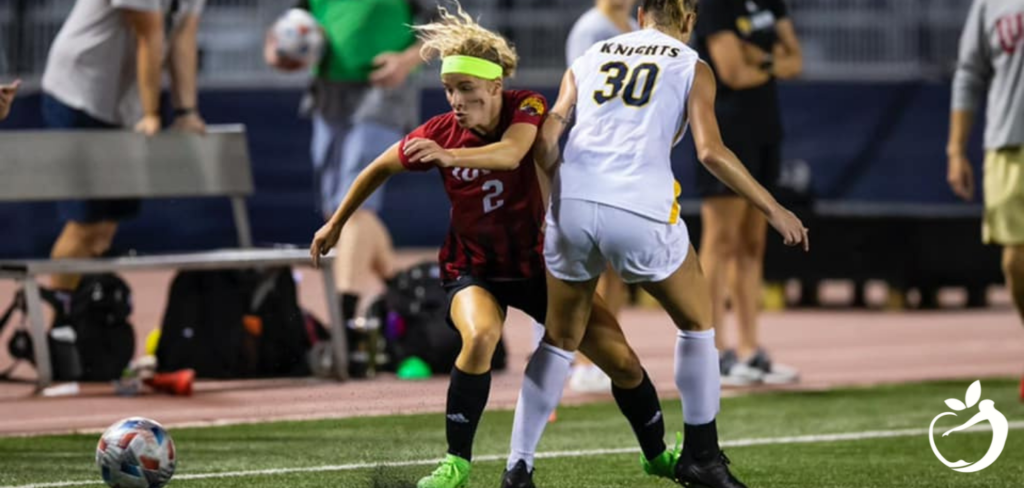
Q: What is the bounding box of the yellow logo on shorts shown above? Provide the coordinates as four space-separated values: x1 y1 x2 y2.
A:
669 180 682 224
519 97 545 117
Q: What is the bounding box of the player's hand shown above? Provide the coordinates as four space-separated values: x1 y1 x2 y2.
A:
0 79 21 120
767 205 809 252
310 220 343 269
947 154 974 202
404 138 456 167
134 114 161 136
172 113 207 135
263 33 307 72
370 51 415 89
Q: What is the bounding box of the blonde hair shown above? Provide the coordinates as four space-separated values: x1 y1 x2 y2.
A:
642 0 698 33
413 2 519 79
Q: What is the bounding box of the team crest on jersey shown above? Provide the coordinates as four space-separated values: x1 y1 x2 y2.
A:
519 97 545 117
736 17 753 35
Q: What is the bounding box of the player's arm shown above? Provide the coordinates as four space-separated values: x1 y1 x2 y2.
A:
122 8 164 135
947 0 990 202
311 143 406 266
689 61 808 250
403 124 539 171
771 19 802 80
370 0 434 88
265 1 312 72
534 68 577 177
707 31 772 90
370 41 425 89
169 10 206 133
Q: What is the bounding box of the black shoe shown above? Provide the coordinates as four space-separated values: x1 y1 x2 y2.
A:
675 450 747 488
500 460 536 488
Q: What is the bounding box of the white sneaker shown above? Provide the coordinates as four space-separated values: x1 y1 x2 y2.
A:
720 361 764 387
720 349 761 387
749 348 800 385
569 364 612 393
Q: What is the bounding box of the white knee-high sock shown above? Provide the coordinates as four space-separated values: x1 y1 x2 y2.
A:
674 329 721 425
531 320 546 350
507 342 575 471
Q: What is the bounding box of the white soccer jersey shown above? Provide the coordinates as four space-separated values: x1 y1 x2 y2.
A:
557 28 699 223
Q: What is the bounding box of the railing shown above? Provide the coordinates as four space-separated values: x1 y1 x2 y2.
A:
0 0 975 87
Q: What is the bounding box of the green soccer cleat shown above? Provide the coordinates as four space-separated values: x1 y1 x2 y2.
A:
417 454 471 488
642 432 682 480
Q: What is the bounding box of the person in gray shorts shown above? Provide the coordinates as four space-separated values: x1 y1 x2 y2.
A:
41 0 207 299
266 0 432 324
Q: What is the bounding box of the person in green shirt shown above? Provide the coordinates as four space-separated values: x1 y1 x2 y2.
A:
266 0 431 326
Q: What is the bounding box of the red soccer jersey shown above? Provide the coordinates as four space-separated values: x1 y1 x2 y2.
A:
398 90 548 283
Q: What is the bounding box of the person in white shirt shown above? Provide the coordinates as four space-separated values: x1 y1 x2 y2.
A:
502 1 807 486
41 0 207 300
557 0 639 395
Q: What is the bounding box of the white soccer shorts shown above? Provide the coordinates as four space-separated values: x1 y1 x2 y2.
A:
543 198 690 284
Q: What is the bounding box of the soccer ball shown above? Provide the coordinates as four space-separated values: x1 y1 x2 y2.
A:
96 417 176 488
271 8 325 66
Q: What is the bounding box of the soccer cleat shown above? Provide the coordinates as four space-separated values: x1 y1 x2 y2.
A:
642 432 682 480
674 450 748 488
417 454 471 488
500 459 536 488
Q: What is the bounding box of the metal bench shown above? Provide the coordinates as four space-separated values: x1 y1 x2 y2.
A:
0 125 348 389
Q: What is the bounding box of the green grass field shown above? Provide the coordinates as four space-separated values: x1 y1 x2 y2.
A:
1 378 1021 488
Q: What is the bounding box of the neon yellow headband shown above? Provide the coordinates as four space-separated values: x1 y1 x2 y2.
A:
440 55 503 80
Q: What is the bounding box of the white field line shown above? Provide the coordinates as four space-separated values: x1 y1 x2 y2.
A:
4 421 1021 488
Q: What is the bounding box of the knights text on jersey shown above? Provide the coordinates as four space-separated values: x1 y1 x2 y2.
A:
559 28 698 224
398 90 548 283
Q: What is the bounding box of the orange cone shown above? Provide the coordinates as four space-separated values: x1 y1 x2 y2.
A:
145 369 195 396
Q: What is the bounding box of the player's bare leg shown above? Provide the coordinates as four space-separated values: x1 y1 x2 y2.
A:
733 202 766 359
1000 245 1024 402
419 287 505 488
333 209 393 321
50 221 117 292
640 246 747 488
1002 245 1024 323
700 197 743 347
505 277 678 486
569 266 623 393
504 273 592 486
700 197 761 385
733 202 799 384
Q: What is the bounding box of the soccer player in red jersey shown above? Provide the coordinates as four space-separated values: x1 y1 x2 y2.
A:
310 5 684 488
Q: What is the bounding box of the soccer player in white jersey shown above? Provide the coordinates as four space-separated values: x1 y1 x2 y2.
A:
502 1 808 487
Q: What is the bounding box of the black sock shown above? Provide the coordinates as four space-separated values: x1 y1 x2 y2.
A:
612 369 667 461
445 367 492 461
340 293 359 323
684 419 721 462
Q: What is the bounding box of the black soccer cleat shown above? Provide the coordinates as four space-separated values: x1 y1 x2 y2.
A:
500 460 536 488
674 450 748 488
